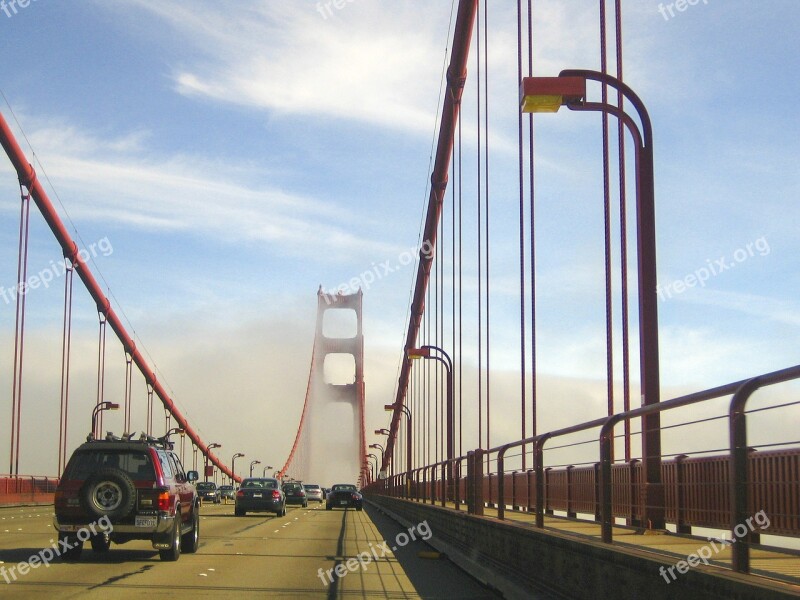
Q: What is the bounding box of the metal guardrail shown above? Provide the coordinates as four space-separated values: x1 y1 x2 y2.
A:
0 475 59 504
365 364 800 575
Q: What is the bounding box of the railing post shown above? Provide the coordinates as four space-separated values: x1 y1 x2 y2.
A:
674 454 691 534
544 468 553 516
497 450 506 520
440 462 446 507
593 462 601 521
566 465 576 518
527 469 534 513
535 436 548 528
628 458 640 526
431 464 437 504
729 377 762 574
512 470 519 511
474 449 485 516
600 415 622 543
454 460 461 511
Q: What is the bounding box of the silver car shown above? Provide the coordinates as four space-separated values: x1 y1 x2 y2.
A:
303 483 324 503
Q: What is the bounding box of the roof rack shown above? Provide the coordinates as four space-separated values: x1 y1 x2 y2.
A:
82 431 174 450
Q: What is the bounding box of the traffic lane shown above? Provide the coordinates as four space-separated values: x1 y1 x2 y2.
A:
0 503 321 597
0 503 500 598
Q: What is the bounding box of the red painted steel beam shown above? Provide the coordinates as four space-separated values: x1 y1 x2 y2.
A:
0 112 236 482
383 0 478 474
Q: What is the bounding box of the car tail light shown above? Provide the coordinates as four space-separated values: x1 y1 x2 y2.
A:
272 490 281 499
157 491 171 511
352 493 360 500
237 490 245 497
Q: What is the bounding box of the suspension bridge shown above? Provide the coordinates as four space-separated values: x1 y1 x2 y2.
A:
1 1 798 598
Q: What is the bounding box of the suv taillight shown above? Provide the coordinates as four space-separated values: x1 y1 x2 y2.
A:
272 490 281 499
157 491 171 511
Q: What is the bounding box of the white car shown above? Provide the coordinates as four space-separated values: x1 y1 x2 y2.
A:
303 484 324 503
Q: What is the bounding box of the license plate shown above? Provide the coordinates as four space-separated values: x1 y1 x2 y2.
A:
339 500 348 505
253 493 262 498
135 516 157 528
59 524 80 532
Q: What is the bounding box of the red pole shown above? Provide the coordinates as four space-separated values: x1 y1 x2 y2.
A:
0 112 237 482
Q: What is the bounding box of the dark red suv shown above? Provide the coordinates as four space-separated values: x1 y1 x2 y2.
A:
54 433 200 561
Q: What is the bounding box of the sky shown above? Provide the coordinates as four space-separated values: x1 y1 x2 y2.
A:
0 0 798 482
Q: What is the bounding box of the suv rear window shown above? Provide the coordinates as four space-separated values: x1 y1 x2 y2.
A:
64 449 155 480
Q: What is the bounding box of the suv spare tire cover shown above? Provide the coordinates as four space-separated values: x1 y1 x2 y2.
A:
81 468 137 520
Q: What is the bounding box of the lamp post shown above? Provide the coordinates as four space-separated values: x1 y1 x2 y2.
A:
520 70 663 528
408 345 453 498
368 443 385 477
385 403 412 477
231 452 245 483
374 429 391 477
249 460 261 477
367 453 378 483
205 442 221 484
262 465 273 477
90 402 119 440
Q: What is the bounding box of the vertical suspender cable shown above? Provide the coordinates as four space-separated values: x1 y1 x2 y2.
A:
95 311 108 438
527 0 538 441
615 0 631 462
457 113 464 458
146 383 154 437
483 0 491 456
517 0 527 469
124 352 133 434
600 0 615 435
10 183 31 477
58 257 74 475
476 1 483 453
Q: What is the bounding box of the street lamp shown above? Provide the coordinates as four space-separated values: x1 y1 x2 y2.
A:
205 442 221 484
386 403 412 476
90 402 119 440
408 345 453 496
369 443 385 479
249 460 261 477
374 428 392 477
262 465 273 477
520 70 662 529
231 452 245 483
367 453 379 482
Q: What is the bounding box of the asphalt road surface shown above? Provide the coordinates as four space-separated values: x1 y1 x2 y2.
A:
0 502 501 598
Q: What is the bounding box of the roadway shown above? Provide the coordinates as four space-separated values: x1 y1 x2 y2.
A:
0 502 501 599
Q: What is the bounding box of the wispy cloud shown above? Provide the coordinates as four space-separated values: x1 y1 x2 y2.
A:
101 0 449 135
0 113 396 260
